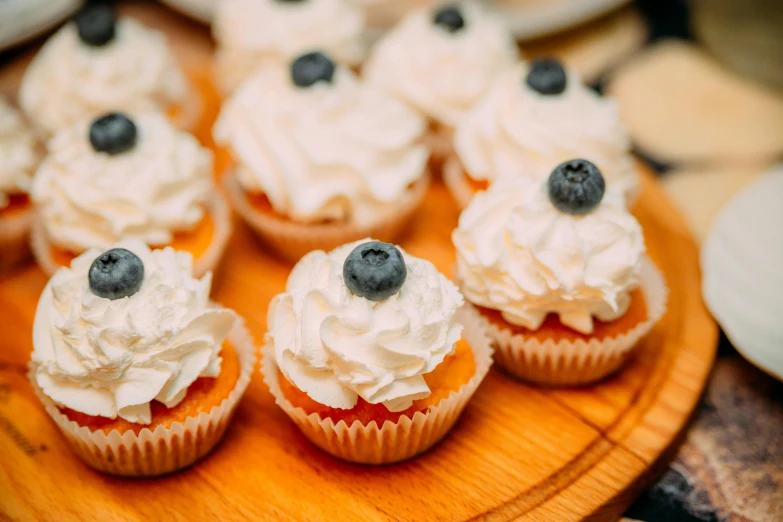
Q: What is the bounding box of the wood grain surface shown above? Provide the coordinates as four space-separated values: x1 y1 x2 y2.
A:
0 4 718 521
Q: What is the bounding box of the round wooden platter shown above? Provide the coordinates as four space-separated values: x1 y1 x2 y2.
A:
0 4 718 521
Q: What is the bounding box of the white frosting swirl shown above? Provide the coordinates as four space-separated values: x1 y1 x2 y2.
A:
453 177 644 334
20 18 188 135
0 98 38 208
32 240 236 424
363 1 518 128
214 64 428 224
267 239 464 412
213 0 365 93
31 112 213 253
454 64 638 198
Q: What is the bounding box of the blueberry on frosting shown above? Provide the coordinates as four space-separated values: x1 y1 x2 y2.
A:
548 159 606 215
343 241 407 302
291 52 336 88
89 248 144 300
433 5 466 33
89 112 138 155
74 3 116 47
525 57 567 95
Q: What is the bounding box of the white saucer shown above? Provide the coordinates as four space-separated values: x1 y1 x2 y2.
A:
702 165 783 382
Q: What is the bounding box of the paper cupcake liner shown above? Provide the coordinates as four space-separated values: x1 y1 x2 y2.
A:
170 84 204 135
0 203 33 273
261 306 494 465
363 0 434 30
626 169 643 209
192 191 232 278
442 155 478 210
31 192 232 278
423 124 454 174
30 215 62 277
29 318 257 477
223 169 430 263
468 258 668 386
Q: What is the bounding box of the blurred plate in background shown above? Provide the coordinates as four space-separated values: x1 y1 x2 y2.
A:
702 166 783 382
0 0 83 51
158 0 632 39
489 0 631 40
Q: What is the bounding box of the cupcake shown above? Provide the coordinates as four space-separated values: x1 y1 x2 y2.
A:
29 240 256 476
19 4 197 136
262 239 492 464
452 159 666 385
31 111 231 277
213 0 365 95
0 98 39 271
363 1 518 165
214 52 430 262
445 58 639 209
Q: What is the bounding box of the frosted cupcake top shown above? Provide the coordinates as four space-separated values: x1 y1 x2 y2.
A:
32 112 213 253
214 53 429 224
0 98 38 208
267 239 464 412
453 160 644 334
363 1 518 128
454 59 638 198
32 240 236 424
213 0 365 93
20 5 188 135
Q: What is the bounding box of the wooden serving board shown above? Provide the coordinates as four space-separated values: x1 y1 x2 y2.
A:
0 4 718 521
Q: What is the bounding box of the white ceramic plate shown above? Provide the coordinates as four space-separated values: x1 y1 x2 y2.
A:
0 0 83 51
702 165 783 381
489 0 631 40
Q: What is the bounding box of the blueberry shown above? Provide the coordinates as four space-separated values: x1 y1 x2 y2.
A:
290 52 336 88
74 4 116 47
433 5 465 33
343 242 407 302
88 248 144 300
525 57 568 95
548 159 606 215
89 113 137 155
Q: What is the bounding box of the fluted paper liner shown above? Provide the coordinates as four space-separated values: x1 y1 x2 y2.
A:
261 306 494 465
31 191 232 278
443 155 478 210
223 169 430 263
0 204 33 272
423 124 454 173
29 319 257 477
470 258 668 386
170 85 204 135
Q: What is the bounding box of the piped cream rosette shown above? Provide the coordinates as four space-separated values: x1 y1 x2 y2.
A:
364 1 519 168
30 111 231 277
29 241 256 476
453 164 666 385
214 56 431 262
446 59 639 209
262 240 493 464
